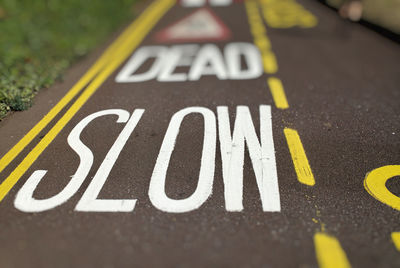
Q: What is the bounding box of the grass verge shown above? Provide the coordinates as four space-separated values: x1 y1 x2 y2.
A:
0 0 137 120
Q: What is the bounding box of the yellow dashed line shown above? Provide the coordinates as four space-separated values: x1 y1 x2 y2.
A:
245 0 290 109
0 0 176 202
262 52 278 74
392 232 400 252
314 232 351 268
284 128 315 186
268 77 289 109
254 35 271 50
248 2 351 266
245 0 278 74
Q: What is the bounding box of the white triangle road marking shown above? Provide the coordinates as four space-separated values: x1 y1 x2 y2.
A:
155 8 231 42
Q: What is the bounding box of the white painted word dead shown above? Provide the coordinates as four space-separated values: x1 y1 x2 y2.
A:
15 105 280 213
115 43 263 83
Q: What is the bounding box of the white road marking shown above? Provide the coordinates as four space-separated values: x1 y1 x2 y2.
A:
14 109 134 212
188 44 228 80
75 109 144 212
158 45 199 82
116 43 263 82
209 0 232 6
155 8 231 42
217 105 280 212
115 46 168 83
225 42 262 80
15 105 280 213
149 107 216 213
181 0 207 7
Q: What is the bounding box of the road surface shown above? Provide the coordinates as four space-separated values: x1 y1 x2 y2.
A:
0 0 399 267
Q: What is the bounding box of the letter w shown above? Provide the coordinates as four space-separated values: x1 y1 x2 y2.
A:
217 105 280 212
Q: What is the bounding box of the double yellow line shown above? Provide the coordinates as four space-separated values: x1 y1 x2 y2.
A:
0 0 176 202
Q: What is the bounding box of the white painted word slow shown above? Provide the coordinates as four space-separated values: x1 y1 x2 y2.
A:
15 105 280 213
115 43 263 82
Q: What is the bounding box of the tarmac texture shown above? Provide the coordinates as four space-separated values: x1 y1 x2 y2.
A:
0 0 399 267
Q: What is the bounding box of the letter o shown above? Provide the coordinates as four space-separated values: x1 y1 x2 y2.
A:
364 165 400 211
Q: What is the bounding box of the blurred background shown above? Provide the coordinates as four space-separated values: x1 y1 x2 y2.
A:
0 0 398 120
322 0 400 34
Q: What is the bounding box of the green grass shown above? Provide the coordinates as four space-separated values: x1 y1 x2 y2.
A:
0 0 137 120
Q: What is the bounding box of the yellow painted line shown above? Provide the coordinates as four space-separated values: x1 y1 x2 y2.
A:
392 232 400 252
262 52 278 74
284 128 315 186
0 0 175 202
245 0 278 74
0 56 98 175
364 165 400 211
254 35 271 51
268 77 289 109
314 232 351 268
0 1 167 176
260 0 318 29
251 23 266 36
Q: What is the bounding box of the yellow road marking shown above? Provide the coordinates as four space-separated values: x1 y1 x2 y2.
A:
0 0 175 202
284 128 315 186
0 56 98 175
262 52 278 74
254 35 271 50
364 165 400 211
392 232 400 252
268 77 289 109
245 0 278 74
314 232 351 268
245 0 287 109
260 0 318 29
0 1 170 175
